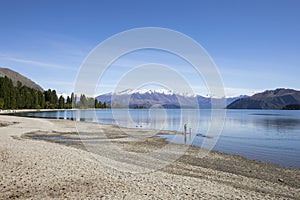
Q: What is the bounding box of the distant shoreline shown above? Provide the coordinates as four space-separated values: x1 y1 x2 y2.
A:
0 108 100 115
0 109 65 114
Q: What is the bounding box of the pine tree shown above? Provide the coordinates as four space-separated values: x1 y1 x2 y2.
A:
79 94 88 108
58 95 65 109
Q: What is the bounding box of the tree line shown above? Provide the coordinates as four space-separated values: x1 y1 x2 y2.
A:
282 104 300 110
0 76 107 110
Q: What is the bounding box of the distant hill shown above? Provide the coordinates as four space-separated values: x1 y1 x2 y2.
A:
0 67 43 91
227 88 300 109
96 89 247 109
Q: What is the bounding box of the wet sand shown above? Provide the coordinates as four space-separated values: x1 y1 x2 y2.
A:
0 115 299 199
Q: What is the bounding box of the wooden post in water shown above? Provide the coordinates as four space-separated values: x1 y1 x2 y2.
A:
184 124 187 144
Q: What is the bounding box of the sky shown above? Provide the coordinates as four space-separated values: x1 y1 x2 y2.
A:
0 0 299 97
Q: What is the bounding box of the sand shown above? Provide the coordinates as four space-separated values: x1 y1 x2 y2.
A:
0 114 299 199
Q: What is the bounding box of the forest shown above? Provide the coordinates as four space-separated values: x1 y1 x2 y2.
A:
0 76 107 110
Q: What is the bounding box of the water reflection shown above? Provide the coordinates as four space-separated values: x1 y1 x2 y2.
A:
254 118 300 130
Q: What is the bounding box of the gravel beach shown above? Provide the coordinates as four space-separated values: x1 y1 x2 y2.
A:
0 115 299 199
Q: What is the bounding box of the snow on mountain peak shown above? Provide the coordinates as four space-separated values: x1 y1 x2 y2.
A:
116 89 134 95
114 88 196 97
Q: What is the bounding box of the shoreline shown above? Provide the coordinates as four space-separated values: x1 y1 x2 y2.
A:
0 108 77 114
0 109 300 169
24 121 299 171
0 115 299 199
2 109 300 170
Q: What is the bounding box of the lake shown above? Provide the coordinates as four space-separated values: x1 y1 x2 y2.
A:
14 109 300 169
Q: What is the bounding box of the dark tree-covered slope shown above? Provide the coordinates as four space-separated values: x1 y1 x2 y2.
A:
227 88 300 109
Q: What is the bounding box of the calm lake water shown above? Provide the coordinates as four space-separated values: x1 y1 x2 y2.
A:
14 109 300 169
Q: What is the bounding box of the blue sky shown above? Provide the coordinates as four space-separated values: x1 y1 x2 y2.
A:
0 0 299 97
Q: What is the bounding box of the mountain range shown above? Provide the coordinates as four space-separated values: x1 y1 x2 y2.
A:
96 89 248 109
0 67 44 91
2 67 300 110
227 88 300 109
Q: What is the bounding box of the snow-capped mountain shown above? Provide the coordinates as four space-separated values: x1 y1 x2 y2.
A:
96 89 247 109
113 89 194 96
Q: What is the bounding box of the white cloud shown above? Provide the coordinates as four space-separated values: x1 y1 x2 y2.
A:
0 54 76 71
